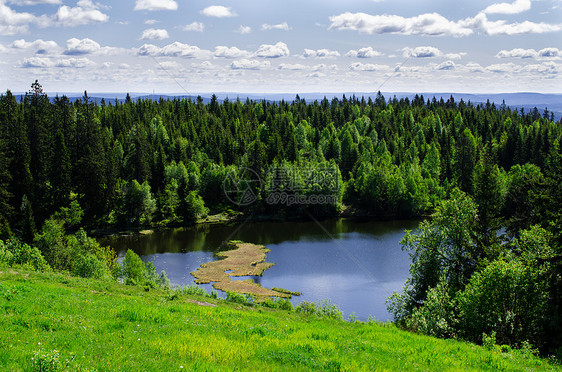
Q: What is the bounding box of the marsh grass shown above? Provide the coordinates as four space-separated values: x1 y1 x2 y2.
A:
191 241 294 300
0 267 559 371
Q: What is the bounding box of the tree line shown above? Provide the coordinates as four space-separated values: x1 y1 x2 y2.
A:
0 81 560 239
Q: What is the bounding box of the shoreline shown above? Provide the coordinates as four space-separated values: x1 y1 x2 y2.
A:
88 206 427 238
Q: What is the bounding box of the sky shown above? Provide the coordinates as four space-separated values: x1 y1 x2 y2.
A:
0 0 561 94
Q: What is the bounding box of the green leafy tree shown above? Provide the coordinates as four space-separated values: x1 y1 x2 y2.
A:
388 189 480 321
454 128 477 193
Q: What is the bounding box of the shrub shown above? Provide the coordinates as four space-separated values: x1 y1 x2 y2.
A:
71 253 108 279
121 249 146 285
34 219 72 271
317 299 343 320
407 279 457 338
226 291 249 305
295 301 317 316
120 250 169 289
457 259 549 348
0 240 13 265
2 239 50 272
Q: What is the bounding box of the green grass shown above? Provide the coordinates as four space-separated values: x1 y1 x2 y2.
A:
0 268 559 371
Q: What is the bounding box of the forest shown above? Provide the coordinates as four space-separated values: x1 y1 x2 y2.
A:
0 81 561 357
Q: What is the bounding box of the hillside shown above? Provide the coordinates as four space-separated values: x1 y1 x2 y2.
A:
0 268 558 371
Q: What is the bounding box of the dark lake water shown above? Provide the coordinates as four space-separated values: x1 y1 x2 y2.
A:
98 218 419 321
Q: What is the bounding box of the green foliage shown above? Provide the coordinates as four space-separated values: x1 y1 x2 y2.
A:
180 190 208 224
296 299 343 320
0 238 50 272
226 291 250 305
3 87 560 231
120 249 169 289
407 279 457 338
392 189 481 321
457 258 549 348
121 249 146 286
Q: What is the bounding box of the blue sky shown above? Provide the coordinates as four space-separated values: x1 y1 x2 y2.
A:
1 0 561 94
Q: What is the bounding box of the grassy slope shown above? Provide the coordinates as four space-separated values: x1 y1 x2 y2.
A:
0 268 559 372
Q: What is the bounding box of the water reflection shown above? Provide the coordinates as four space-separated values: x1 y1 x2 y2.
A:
98 218 419 321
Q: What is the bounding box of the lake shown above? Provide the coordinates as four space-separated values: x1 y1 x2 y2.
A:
98 218 419 321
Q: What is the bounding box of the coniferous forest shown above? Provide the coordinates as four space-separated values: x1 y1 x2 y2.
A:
1 81 561 357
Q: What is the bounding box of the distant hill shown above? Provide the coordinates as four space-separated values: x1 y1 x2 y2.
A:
10 91 562 120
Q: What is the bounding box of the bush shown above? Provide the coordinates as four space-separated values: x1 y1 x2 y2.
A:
457 259 549 348
407 279 456 338
295 301 317 316
317 299 343 320
0 240 13 265
71 253 108 279
121 249 146 285
2 239 50 272
226 291 249 305
34 219 72 271
120 250 169 289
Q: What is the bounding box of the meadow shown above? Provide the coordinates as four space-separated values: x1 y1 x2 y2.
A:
0 267 559 371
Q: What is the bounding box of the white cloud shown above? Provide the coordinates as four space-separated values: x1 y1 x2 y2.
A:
329 12 474 37
182 22 204 32
466 12 562 35
214 46 251 58
483 0 531 14
403 46 441 58
436 60 455 70
329 11 562 37
201 5 236 18
261 22 290 31
313 63 338 71
486 62 518 73
8 0 61 4
53 0 109 27
191 61 215 70
20 56 53 68
445 52 466 60
134 0 178 11
496 48 537 59
278 63 307 70
465 62 486 73
349 62 389 71
307 72 326 78
236 25 251 34
0 1 37 35
345 47 382 58
20 56 94 68
303 48 340 58
140 28 169 40
137 42 208 58
230 59 270 70
63 37 100 54
11 38 59 54
55 57 94 68
255 42 290 58
538 48 562 59
521 61 560 75
496 47 561 59
145 19 158 25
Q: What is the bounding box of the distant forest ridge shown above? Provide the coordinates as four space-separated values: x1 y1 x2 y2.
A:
11 92 562 121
